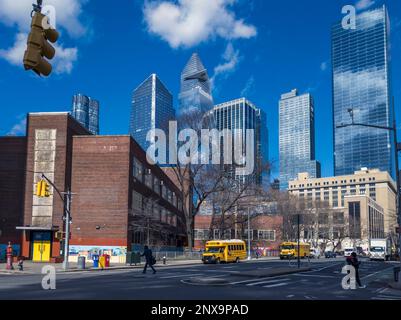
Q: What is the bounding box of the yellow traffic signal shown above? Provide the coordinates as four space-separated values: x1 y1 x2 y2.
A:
35 179 51 197
23 12 59 76
35 179 44 196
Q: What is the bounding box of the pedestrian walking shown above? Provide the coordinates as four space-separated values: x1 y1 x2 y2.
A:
346 252 366 288
141 245 156 274
17 257 24 271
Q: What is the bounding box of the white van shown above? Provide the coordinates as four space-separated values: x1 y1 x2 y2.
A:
344 247 355 257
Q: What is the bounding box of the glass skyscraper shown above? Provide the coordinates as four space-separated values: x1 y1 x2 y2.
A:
212 98 269 186
178 53 214 116
71 94 99 135
332 5 395 179
129 74 175 154
279 89 321 190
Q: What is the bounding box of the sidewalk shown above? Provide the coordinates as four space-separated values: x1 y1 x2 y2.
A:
0 259 204 275
0 256 279 275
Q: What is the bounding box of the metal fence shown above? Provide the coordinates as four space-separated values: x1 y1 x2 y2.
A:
153 251 202 261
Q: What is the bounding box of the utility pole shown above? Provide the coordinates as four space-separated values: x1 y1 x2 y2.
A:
297 213 300 269
247 207 251 260
62 190 72 270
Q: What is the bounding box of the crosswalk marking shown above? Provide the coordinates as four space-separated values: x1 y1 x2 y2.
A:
246 278 291 287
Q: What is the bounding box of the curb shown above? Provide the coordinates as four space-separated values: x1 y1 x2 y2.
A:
388 282 401 291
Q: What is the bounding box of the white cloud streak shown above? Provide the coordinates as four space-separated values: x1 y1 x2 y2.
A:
211 43 240 89
7 116 27 136
143 0 257 48
0 0 87 74
355 0 375 10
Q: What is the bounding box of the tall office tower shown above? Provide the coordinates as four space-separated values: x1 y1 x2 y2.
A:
129 74 175 155
212 98 269 186
332 5 395 179
178 53 214 117
279 89 321 190
71 94 99 135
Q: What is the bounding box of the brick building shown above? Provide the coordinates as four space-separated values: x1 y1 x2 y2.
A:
194 204 283 255
0 137 26 259
0 113 187 263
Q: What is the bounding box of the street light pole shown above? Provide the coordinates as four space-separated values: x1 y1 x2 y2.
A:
247 207 251 260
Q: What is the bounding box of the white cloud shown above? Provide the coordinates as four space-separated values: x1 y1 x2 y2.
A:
0 0 87 37
143 0 257 48
0 33 78 75
240 76 255 97
211 43 240 89
355 0 375 10
320 61 328 71
0 0 87 74
7 116 26 136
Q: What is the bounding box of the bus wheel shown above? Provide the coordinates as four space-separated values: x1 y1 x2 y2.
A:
216 258 220 264
235 257 240 263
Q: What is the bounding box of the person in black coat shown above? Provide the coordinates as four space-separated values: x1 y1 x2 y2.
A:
141 245 156 274
346 252 365 288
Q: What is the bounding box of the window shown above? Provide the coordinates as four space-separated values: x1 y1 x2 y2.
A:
133 158 143 182
258 230 275 241
145 171 153 189
194 229 209 240
153 177 160 194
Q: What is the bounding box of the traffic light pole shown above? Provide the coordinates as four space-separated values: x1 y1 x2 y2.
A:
40 174 73 270
63 190 72 270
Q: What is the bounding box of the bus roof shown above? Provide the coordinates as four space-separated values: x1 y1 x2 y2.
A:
206 240 245 245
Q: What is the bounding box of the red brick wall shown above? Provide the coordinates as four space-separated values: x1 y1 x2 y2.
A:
70 136 131 247
194 214 283 250
22 113 90 258
0 137 26 245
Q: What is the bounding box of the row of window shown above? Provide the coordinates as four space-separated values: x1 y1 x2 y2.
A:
290 177 377 189
194 229 276 241
133 157 183 211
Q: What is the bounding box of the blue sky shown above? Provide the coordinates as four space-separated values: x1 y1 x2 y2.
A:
1 0 400 179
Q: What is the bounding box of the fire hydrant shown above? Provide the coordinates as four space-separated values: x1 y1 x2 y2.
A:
6 242 14 270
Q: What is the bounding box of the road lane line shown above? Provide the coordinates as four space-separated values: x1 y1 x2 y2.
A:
263 282 289 288
292 274 337 279
159 273 203 279
229 276 286 285
361 266 395 280
246 278 291 286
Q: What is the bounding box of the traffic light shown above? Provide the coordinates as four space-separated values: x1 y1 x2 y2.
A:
23 12 59 76
35 179 51 197
35 179 44 197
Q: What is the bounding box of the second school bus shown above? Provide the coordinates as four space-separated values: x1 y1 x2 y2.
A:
279 242 310 259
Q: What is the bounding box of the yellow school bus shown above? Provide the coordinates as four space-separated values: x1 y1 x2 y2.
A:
202 240 247 264
279 242 310 260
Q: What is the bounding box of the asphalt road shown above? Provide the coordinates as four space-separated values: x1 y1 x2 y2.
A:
0 258 400 300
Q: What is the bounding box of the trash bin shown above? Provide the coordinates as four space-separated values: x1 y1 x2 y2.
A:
133 252 141 265
99 255 105 269
77 256 86 270
126 252 132 265
92 254 99 268
103 254 110 268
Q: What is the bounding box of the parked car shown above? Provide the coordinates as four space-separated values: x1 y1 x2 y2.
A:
324 251 337 258
309 248 320 259
344 247 356 257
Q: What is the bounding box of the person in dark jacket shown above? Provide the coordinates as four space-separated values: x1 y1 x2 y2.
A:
346 252 366 288
141 246 156 274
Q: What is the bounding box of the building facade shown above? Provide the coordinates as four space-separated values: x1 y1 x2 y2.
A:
332 5 396 179
289 168 397 250
211 98 269 186
279 89 321 190
178 53 214 116
2 113 187 263
129 74 175 155
71 94 100 135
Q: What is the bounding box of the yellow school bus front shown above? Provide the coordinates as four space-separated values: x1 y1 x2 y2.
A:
202 240 246 264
